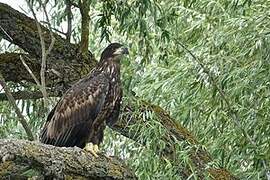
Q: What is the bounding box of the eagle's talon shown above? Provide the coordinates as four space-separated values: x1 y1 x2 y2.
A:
84 143 99 158
93 144 99 153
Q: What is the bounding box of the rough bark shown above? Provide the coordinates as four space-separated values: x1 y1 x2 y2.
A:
0 90 56 101
0 139 136 179
0 2 96 86
0 2 237 179
0 53 39 84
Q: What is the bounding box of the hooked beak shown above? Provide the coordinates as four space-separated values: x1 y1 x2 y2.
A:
114 46 129 55
122 47 129 55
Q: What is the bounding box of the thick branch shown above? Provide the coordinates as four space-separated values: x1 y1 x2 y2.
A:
0 53 39 83
0 91 56 101
0 51 85 93
0 3 92 62
0 139 136 179
0 3 96 84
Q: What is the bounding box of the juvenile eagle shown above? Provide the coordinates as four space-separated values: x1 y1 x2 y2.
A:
40 43 128 157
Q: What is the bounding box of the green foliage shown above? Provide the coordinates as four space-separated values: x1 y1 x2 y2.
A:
1 0 270 179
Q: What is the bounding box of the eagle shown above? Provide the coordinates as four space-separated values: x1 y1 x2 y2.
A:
40 43 128 157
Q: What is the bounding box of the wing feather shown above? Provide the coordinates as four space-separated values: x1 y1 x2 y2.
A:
40 74 109 147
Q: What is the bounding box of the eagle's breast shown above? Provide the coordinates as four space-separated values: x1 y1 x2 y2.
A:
100 62 121 119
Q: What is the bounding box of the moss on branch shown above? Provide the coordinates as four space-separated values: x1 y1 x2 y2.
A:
0 139 136 179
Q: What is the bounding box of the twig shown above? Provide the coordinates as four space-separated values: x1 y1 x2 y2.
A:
39 1 55 56
0 72 34 140
25 0 55 108
0 25 13 42
176 39 270 180
39 0 56 105
26 0 48 106
20 55 41 87
40 21 66 36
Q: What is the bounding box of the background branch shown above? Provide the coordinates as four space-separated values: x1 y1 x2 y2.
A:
65 0 73 42
26 0 56 107
0 90 56 101
0 53 40 84
0 2 95 66
0 73 34 140
78 0 90 56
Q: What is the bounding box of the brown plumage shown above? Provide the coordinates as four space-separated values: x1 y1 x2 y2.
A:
40 43 128 154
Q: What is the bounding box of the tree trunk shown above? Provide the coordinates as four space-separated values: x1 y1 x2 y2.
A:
0 3 237 179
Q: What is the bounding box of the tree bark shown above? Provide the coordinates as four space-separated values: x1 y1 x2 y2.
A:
0 139 136 179
0 3 96 87
78 0 91 56
0 2 237 179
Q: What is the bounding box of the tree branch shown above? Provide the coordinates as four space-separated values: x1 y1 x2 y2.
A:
0 90 56 101
26 0 56 107
0 3 75 60
112 99 237 179
0 2 96 83
79 0 90 56
0 73 34 141
20 55 42 88
0 52 40 84
65 0 73 42
0 139 136 179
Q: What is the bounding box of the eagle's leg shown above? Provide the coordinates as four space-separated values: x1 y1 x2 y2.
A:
84 142 99 158
85 123 104 157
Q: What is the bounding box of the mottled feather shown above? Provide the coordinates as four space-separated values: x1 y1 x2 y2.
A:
40 74 109 147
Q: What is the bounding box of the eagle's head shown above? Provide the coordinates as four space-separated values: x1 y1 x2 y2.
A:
100 43 129 62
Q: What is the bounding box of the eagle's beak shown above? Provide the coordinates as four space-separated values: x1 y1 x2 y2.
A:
114 47 129 55
122 47 129 55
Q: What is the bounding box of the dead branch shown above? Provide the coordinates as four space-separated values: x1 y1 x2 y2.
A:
26 0 56 107
0 139 136 179
20 55 42 87
0 73 34 140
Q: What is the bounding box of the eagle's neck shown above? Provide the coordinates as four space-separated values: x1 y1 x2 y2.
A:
98 60 120 82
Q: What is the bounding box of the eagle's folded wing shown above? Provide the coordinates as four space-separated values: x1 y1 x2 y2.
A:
40 74 109 147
